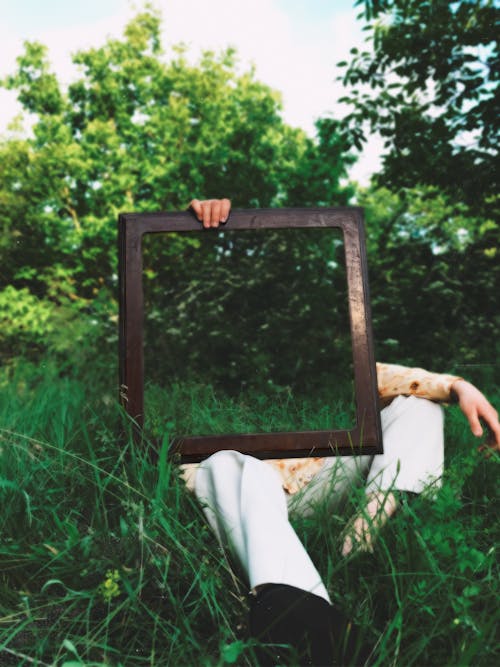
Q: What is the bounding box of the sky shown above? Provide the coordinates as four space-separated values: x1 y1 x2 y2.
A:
0 0 383 184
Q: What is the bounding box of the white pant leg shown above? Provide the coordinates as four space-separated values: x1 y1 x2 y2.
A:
366 395 444 495
194 450 330 602
287 455 372 517
288 396 444 516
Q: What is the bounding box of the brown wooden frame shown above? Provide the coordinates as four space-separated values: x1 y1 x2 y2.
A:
118 207 383 462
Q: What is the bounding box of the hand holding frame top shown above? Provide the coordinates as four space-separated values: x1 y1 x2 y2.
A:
189 198 231 228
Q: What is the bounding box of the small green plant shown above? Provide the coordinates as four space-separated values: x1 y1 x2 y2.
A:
98 569 122 602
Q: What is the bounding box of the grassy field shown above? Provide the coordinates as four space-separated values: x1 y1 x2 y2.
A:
0 359 498 666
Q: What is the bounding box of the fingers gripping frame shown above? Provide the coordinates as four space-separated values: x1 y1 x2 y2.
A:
118 207 383 462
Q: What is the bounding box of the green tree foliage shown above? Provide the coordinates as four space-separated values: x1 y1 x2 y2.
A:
0 8 351 369
339 0 499 214
337 0 499 375
361 186 499 372
1 4 496 383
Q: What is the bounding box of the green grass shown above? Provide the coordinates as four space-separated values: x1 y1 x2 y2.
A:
0 358 498 666
145 379 356 437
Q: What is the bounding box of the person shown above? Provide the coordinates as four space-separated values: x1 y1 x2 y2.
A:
180 198 500 665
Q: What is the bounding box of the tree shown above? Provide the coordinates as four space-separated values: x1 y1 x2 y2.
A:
336 1 498 376
358 185 499 373
0 7 351 367
339 0 499 214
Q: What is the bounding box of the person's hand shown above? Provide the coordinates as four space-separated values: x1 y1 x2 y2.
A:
341 491 398 556
189 198 231 228
451 379 500 451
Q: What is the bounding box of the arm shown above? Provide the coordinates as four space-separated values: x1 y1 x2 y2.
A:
377 362 499 448
376 361 462 403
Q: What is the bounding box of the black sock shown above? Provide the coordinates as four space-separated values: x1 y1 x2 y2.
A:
249 584 335 666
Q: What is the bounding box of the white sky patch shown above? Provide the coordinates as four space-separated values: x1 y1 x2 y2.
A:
0 0 382 184
161 0 353 131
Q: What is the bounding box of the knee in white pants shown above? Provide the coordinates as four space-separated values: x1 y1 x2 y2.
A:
197 449 242 484
368 396 445 496
195 450 244 511
196 450 283 502
194 450 287 544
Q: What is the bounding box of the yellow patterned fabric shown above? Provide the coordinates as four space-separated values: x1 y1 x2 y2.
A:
181 362 462 495
376 362 461 406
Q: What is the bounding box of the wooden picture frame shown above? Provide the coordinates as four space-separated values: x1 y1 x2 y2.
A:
118 207 383 463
